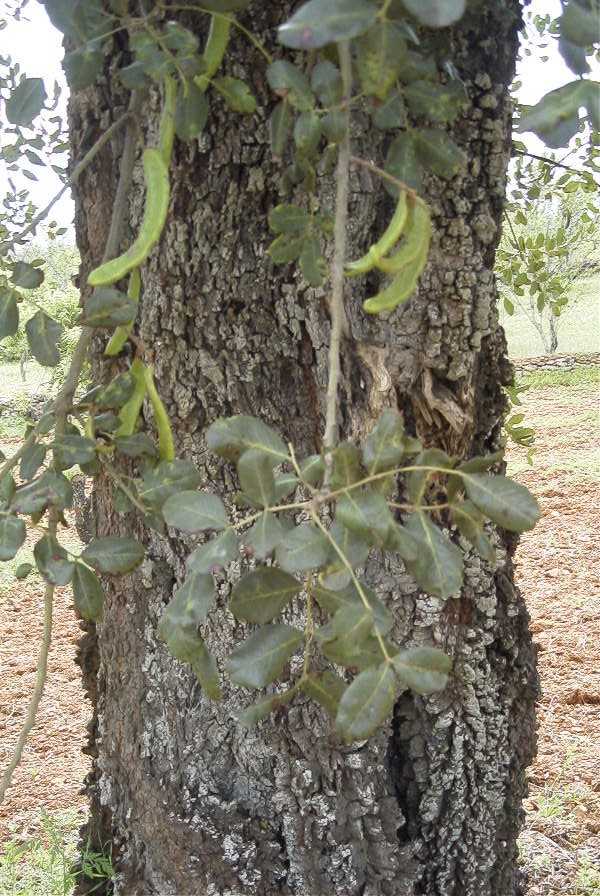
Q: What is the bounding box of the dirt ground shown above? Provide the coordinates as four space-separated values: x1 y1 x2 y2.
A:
0 380 599 892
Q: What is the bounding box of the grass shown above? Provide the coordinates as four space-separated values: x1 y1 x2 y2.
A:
577 858 600 896
501 274 600 358
517 365 600 390
0 812 114 895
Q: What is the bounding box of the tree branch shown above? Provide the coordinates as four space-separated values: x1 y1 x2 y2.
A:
323 40 352 472
512 147 583 174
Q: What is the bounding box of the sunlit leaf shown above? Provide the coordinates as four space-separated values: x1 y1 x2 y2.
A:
82 536 145 574
72 563 104 621
275 522 329 573
187 529 240 573
392 646 452 694
462 473 540 533
335 662 398 742
404 512 463 599
229 567 302 623
163 490 228 532
301 670 347 717
227 624 303 689
238 449 276 508
278 0 378 49
207 415 288 463
401 0 466 28
25 311 62 367
244 512 287 560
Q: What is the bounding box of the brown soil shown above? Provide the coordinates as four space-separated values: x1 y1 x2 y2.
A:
0 382 599 893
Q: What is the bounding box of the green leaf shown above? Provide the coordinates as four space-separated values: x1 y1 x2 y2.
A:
0 288 19 339
268 233 306 264
34 535 74 586
238 689 296 727
299 454 325 486
321 109 346 143
114 433 158 458
311 60 343 105
336 490 393 547
560 0 600 47
266 60 314 111
63 42 104 91
519 81 589 149
82 537 145 574
301 671 347 717
414 128 467 179
0 475 16 512
244 512 287 560
320 521 370 590
93 371 136 409
392 646 452 694
230 567 302 623
6 78 46 126
278 0 378 49
275 522 329 573
356 21 406 99
238 449 276 508
300 236 326 286
270 100 293 158
214 76 256 114
462 473 540 533
404 512 463 599
175 81 209 140
294 110 322 155
53 434 96 471
164 570 216 628
329 442 362 489
227 624 303 689
15 562 34 580
11 261 44 289
273 473 299 501
384 132 423 195
268 204 310 235
335 663 398 742
25 311 63 367
206 415 288 463
314 581 392 635
384 522 419 562
373 90 407 130
404 80 466 123
11 471 73 514
138 460 201 509
187 529 239 573
159 622 221 700
451 500 495 563
0 515 26 561
80 287 136 328
20 443 46 481
72 563 104 621
362 409 406 475
162 490 228 532
400 0 466 28
407 447 453 505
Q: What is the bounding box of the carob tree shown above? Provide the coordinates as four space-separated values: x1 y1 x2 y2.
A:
1 0 598 894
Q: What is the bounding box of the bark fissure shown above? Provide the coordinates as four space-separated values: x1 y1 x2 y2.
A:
72 4 537 894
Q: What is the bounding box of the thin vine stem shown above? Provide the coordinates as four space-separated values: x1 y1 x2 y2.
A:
310 509 391 662
323 40 352 477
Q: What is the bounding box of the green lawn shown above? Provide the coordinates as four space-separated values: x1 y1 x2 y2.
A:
501 274 600 358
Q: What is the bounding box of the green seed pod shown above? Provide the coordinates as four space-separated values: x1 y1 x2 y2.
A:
195 16 231 93
104 268 141 357
115 359 147 438
88 149 170 287
143 365 175 462
345 190 408 277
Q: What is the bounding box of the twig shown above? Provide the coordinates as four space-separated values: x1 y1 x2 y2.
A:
350 155 417 198
512 148 583 174
323 40 352 474
0 91 143 807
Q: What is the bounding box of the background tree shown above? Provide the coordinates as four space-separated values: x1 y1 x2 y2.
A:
0 1 598 895
497 157 600 354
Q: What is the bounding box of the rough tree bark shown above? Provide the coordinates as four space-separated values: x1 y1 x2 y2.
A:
72 3 537 894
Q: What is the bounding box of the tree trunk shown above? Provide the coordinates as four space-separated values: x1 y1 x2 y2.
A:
72 4 537 894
